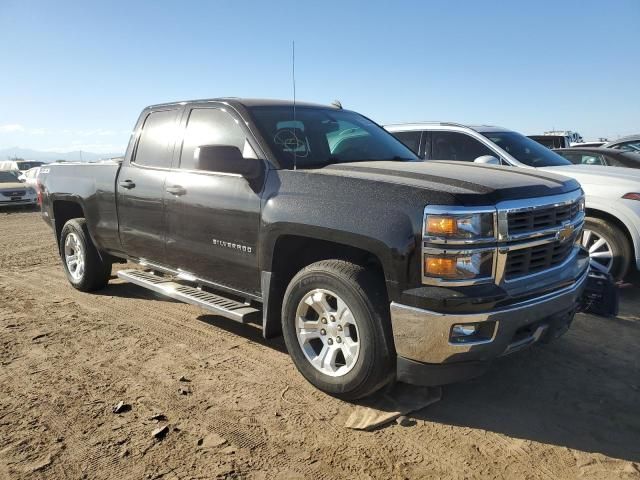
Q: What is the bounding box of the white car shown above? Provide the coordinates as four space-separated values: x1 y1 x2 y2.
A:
0 170 38 207
386 122 640 280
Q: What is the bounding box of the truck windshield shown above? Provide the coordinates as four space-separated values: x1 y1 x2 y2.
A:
248 106 418 169
482 131 572 167
0 171 19 183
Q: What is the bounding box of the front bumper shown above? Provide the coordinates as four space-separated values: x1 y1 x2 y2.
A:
391 263 589 385
0 198 37 207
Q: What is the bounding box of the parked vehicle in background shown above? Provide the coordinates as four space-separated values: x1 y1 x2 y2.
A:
571 141 606 148
545 130 583 144
554 147 640 169
18 167 42 186
38 98 590 399
0 170 37 207
529 134 571 149
0 159 45 173
603 134 640 153
387 122 640 280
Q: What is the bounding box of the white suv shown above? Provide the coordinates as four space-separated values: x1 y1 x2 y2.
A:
386 122 640 280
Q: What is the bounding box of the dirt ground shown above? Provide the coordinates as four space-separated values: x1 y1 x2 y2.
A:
1 209 639 480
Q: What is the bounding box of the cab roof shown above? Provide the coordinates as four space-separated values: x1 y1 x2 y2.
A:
146 97 340 110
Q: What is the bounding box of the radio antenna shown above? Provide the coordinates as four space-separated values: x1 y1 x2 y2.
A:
292 40 297 171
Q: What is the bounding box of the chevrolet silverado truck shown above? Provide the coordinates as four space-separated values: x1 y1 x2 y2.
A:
39 98 589 399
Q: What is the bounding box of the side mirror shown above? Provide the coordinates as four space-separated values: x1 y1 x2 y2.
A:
473 155 500 165
194 145 260 177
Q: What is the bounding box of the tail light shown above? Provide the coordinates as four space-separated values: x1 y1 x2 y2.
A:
36 182 43 207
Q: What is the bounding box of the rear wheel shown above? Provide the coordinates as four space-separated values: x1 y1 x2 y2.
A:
281 260 395 400
60 218 112 291
582 217 631 280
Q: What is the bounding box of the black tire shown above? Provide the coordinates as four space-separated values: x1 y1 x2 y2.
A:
60 218 112 292
583 217 632 281
281 260 395 400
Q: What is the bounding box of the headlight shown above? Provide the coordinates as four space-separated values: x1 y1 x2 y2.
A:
425 213 494 240
423 250 494 280
578 195 586 211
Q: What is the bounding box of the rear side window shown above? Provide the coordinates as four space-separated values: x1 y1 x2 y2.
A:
556 152 581 164
133 110 179 168
392 131 421 155
431 132 494 161
179 108 253 171
580 153 605 165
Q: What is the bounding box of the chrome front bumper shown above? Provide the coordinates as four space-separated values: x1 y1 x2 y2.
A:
0 199 37 207
390 266 589 365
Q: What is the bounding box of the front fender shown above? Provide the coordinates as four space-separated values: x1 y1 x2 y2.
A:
586 196 640 269
260 170 426 295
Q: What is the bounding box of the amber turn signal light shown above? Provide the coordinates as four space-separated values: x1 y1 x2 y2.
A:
426 216 458 236
424 256 458 277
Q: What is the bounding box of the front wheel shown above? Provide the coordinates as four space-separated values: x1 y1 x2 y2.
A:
582 217 632 281
281 260 395 400
60 218 112 292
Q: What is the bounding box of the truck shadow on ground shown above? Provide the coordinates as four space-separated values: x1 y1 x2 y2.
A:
100 281 640 462
195 313 288 355
415 312 640 462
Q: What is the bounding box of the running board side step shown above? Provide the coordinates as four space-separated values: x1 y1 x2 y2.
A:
117 269 261 324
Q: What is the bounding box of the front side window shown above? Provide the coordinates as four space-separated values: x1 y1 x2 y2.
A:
392 131 421 155
248 106 418 169
480 131 572 167
133 109 179 168
431 131 495 161
179 108 255 171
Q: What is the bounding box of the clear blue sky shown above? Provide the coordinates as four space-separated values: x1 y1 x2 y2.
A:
0 0 638 154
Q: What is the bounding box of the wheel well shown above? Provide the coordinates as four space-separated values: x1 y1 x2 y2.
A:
585 208 635 257
53 200 85 250
263 235 386 338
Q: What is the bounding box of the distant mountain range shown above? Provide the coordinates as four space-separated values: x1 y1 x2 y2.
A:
0 147 124 162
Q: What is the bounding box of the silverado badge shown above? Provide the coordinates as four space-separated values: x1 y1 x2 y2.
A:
556 224 574 243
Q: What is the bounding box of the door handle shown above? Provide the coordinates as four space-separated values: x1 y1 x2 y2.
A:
119 180 136 189
166 185 187 196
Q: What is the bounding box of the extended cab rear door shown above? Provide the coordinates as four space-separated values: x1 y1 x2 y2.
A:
163 103 264 295
117 107 182 263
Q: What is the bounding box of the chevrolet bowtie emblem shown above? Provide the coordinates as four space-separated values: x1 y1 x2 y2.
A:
556 224 574 243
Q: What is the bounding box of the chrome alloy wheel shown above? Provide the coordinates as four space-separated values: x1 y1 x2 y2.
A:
64 232 86 281
295 289 360 377
582 228 614 273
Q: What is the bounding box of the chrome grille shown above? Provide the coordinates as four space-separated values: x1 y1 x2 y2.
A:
508 201 580 235
505 239 575 279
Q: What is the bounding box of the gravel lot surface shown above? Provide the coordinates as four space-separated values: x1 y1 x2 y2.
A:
1 209 639 479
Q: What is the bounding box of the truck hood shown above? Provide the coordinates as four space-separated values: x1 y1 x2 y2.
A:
318 160 580 205
540 165 640 193
0 182 30 191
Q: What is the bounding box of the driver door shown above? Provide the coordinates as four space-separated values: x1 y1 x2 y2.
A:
164 105 264 295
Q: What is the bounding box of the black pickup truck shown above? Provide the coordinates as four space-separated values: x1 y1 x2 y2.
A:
40 98 590 399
